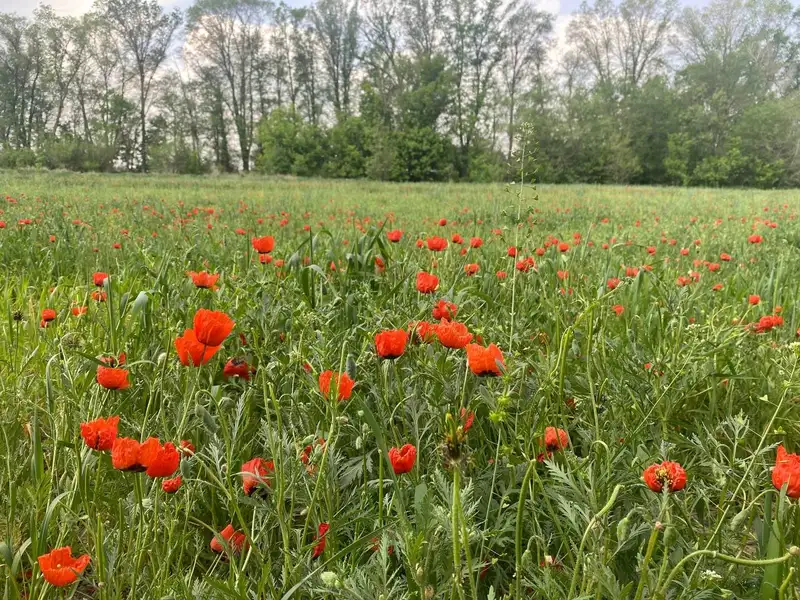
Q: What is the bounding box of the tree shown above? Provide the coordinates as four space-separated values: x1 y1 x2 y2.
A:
99 0 181 172
311 0 360 120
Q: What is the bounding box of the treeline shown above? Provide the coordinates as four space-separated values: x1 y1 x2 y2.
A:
0 0 798 186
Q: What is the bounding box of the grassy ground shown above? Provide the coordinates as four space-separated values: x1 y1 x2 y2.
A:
1 171 800 599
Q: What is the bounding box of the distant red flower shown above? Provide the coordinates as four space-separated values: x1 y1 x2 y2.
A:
175 329 220 366
111 437 143 471
416 272 439 293
241 457 275 496
188 271 219 290
496 270 507 279
41 308 56 322
180 440 195 456
432 300 458 321
38 547 90 587
374 256 385 273
92 272 108 287
646 246 656 255
319 370 355 401
162 476 182 493
643 461 686 493
210 524 247 554
752 315 783 333
427 236 448 251
252 235 275 253
543 427 568 451
223 358 253 380
612 304 624 316
416 239 423 248
712 283 723 291
71 306 87 316
748 294 760 305
558 242 570 252
388 443 416 474
96 366 129 390
720 253 731 261
80 416 119 451
748 234 763 244
193 309 234 346
464 263 479 276
259 254 273 264
507 246 517 257
312 523 329 558
466 343 504 376
375 329 408 359
438 218 447 226
451 233 463 244
435 321 473 349
387 230 403 243
773 445 800 497
470 237 483 248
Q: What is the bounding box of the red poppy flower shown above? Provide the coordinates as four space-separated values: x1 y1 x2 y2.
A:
223 358 253 380
180 439 196 455
434 321 473 349
259 254 273 264
427 236 448 251
252 235 275 253
140 439 180 478
712 283 723 291
460 407 475 432
748 234 763 244
319 370 355 401
748 295 760 305
175 329 220 366
720 253 731 261
97 365 130 390
188 271 220 290
80 416 119 451
507 246 517 257
543 427 568 451
432 300 457 321
241 457 275 496
162 476 182 493
558 242 570 252
41 308 56 322
210 524 247 554
438 218 447 226
612 304 624 316
409 321 436 343
464 263 479 276
111 437 143 471
416 272 439 294
375 329 408 359
71 306 87 316
92 272 108 287
416 239 424 248
193 309 234 347
470 237 483 248
312 522 329 558
643 461 686 493
496 270 507 279
387 230 402 242
38 547 90 587
773 445 800 497
465 343 504 376
388 443 416 474
752 315 783 333
451 233 463 244
374 256 385 273
91 290 107 302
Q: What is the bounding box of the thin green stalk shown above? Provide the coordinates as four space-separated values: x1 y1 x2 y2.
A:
514 460 536 599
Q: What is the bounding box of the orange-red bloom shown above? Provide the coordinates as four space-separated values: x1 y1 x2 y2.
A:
162 476 182 493
252 235 275 253
241 457 275 496
223 358 253 380
748 234 763 244
409 320 436 343
464 263 479 276
465 343 504 376
193 309 234 346
772 445 800 498
312 522 329 558
387 229 402 243
416 272 439 293
643 461 686 493
38 547 90 587
543 427 569 451
388 443 416 474
92 272 108 287
435 321 473 349
138 438 180 478
210 524 247 554
41 308 56 322
111 437 143 471
427 236 448 251
375 329 408 359
188 271 219 290
96 366 129 390
175 328 221 366
432 300 457 321
71 306 87 316
319 370 355 401
80 416 119 451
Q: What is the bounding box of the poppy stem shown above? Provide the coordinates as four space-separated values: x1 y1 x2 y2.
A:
514 460 536 599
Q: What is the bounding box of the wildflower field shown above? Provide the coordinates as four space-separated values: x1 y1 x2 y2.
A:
3 171 800 600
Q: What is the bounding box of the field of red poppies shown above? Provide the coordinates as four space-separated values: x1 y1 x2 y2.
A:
2 172 800 599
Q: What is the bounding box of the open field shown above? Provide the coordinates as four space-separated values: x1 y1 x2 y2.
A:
2 172 800 599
